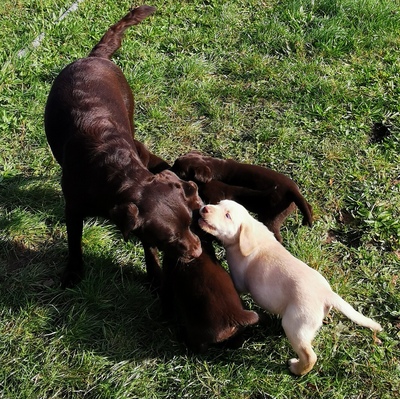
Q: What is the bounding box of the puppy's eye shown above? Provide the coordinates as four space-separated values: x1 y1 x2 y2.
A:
225 212 231 220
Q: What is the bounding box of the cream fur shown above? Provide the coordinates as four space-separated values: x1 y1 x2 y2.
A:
199 199 382 375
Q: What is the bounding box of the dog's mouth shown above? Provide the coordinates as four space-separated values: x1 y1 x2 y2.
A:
198 217 216 233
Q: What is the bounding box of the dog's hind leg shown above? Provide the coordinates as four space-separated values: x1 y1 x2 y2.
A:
281 306 320 375
62 206 84 288
286 339 317 376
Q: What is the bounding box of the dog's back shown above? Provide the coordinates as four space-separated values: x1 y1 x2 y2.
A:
45 6 155 165
172 151 313 238
162 227 259 352
244 220 383 332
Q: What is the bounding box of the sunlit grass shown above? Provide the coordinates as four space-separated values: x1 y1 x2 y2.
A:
0 0 399 398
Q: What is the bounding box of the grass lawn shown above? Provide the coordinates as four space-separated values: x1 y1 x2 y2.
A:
0 0 399 397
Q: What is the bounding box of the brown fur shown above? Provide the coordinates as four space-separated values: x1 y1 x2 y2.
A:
161 220 259 352
171 151 313 242
44 6 202 287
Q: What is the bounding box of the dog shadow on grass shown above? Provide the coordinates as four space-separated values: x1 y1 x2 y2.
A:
0 174 289 374
0 175 173 359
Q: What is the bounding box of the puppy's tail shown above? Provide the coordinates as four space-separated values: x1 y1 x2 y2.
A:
329 292 382 331
292 188 313 227
89 5 156 59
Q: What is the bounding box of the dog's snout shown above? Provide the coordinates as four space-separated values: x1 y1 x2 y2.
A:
180 242 202 262
191 242 203 258
175 231 202 262
195 196 205 209
201 205 209 214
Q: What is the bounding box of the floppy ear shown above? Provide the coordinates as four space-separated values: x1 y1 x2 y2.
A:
181 180 204 210
192 165 212 183
238 222 256 257
182 180 198 198
109 203 141 241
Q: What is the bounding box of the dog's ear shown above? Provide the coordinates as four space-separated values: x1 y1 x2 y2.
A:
192 165 212 183
182 180 204 210
182 180 198 198
238 222 256 257
109 202 141 241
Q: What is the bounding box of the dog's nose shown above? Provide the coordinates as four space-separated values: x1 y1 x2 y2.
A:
201 205 209 214
180 236 202 261
191 243 202 258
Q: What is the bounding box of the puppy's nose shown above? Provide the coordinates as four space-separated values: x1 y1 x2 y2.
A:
201 205 209 214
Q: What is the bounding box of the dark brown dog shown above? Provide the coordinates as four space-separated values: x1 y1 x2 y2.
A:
171 151 313 242
161 219 259 353
44 6 202 288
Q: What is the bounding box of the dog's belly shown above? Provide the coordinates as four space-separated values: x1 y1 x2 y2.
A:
244 265 332 317
227 255 294 316
247 284 288 315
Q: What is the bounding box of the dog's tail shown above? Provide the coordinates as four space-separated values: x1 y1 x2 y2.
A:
89 5 156 59
291 188 313 227
329 292 382 331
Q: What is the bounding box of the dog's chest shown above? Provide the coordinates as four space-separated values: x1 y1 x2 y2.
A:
226 250 249 293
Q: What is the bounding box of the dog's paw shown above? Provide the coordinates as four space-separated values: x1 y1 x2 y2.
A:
60 269 84 289
288 357 316 376
288 358 302 376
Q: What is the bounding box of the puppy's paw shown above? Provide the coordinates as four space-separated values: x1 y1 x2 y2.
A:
288 357 315 376
288 358 302 376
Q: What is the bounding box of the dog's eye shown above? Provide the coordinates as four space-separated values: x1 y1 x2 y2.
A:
225 212 231 220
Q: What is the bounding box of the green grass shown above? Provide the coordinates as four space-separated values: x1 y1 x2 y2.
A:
1 0 399 397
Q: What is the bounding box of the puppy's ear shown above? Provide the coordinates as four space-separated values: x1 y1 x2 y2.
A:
239 222 256 257
193 165 212 183
182 180 198 198
110 203 141 241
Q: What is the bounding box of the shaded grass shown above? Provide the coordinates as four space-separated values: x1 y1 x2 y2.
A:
1 0 399 398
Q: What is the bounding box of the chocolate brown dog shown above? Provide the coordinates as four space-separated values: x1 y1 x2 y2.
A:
171 151 313 242
44 6 202 288
161 219 259 353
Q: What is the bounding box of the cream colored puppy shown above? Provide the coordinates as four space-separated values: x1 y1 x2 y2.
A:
198 199 382 375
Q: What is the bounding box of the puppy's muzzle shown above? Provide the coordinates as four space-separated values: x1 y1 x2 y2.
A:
200 205 210 215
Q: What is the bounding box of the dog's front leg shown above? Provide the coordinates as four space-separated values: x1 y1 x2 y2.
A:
142 244 162 292
61 206 84 288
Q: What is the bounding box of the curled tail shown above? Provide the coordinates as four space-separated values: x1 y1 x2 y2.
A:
89 5 156 59
329 292 382 331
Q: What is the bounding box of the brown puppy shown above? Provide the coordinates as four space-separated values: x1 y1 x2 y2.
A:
44 6 202 288
162 220 259 353
171 151 313 242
